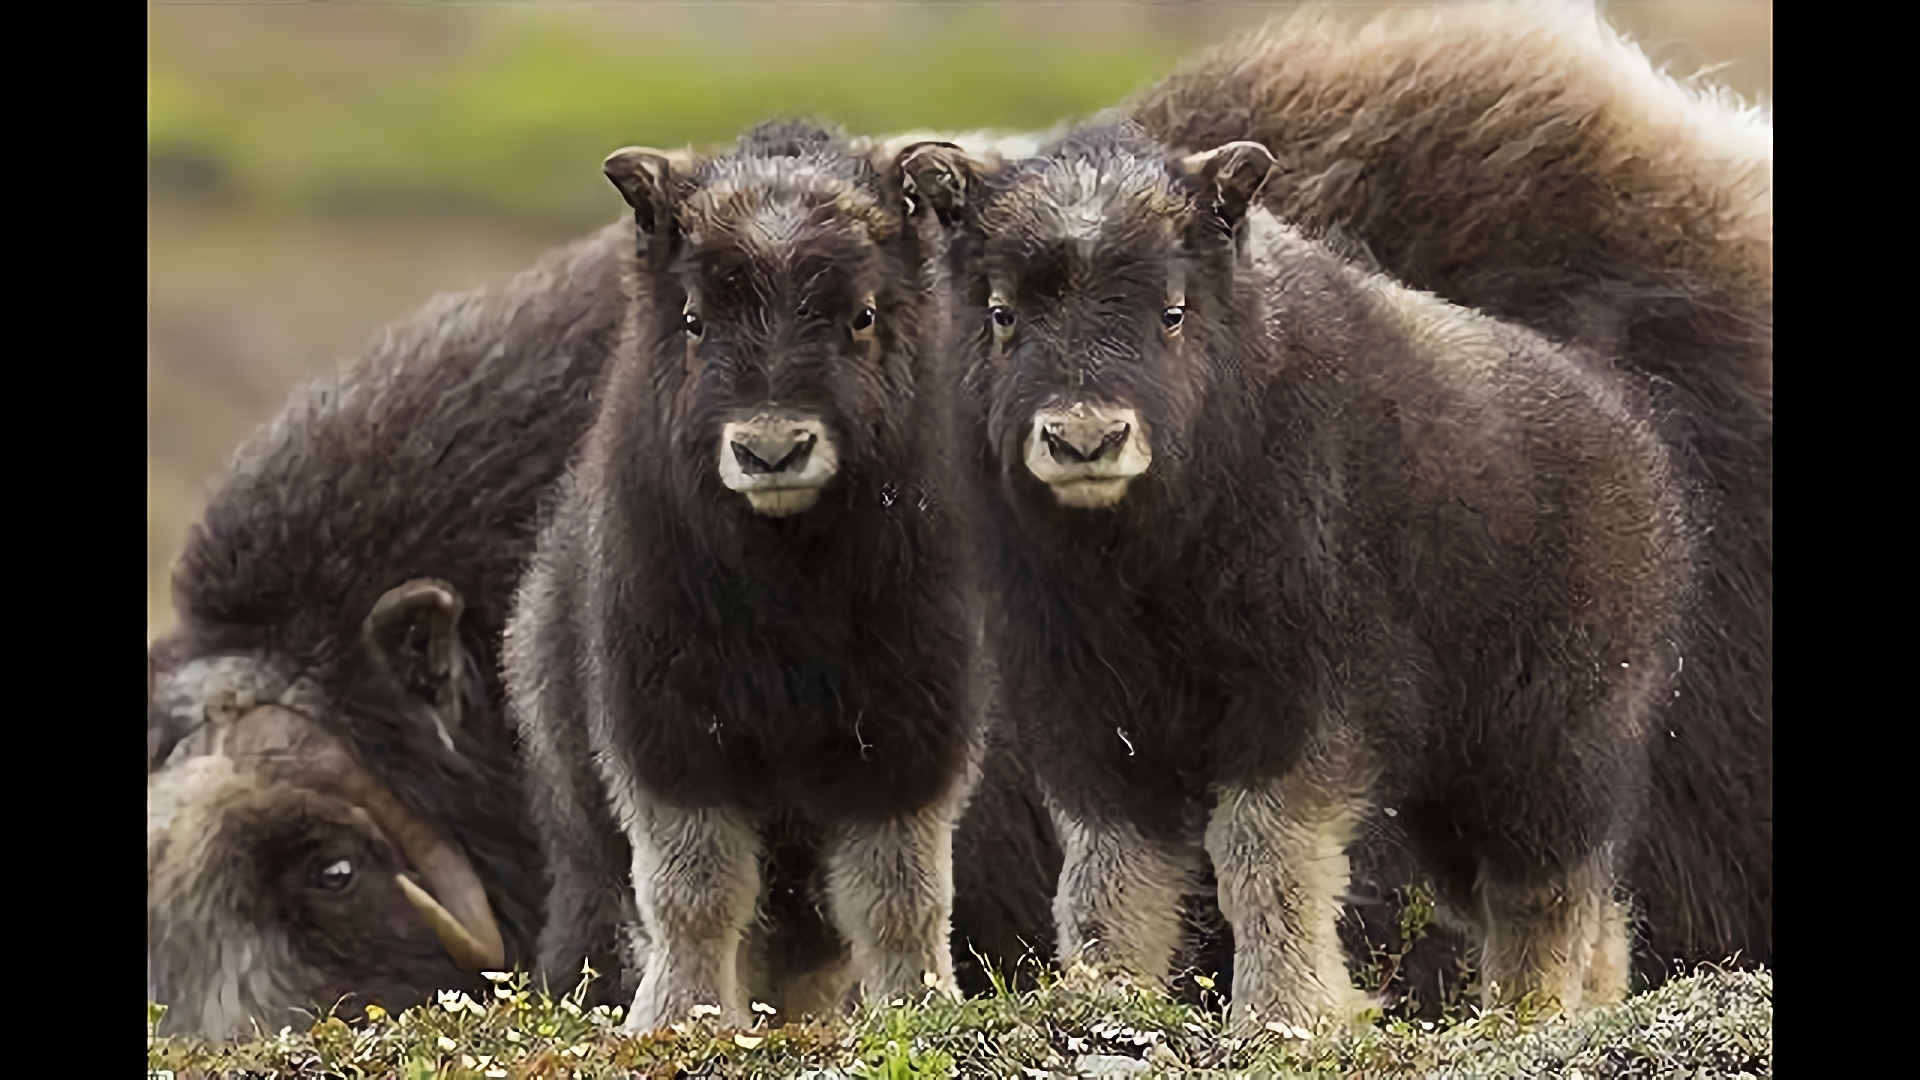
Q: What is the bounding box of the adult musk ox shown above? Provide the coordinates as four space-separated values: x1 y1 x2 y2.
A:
147 173 1059 1038
505 120 1013 1033
947 120 1693 1031
146 223 628 1040
1125 2 1772 984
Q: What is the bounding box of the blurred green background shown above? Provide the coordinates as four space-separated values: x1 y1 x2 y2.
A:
146 1 1772 639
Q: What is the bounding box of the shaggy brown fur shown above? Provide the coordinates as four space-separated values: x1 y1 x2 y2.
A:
1123 3 1771 993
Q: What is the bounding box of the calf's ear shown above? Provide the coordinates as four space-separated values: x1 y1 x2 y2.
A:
363 577 471 730
1179 141 1277 230
603 146 695 253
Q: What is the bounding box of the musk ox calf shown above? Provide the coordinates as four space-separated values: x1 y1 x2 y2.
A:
947 120 1693 1031
147 222 628 1040
506 120 1011 1032
1126 3 1771 984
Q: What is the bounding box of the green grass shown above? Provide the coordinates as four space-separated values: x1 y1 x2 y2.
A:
147 7 1239 231
147 962 1771 1079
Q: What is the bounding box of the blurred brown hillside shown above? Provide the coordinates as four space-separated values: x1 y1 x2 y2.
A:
147 1 1771 640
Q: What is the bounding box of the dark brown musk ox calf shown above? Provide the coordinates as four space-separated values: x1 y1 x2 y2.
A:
146 139 1061 1038
1123 2 1771 989
943 118 1694 1032
503 119 1033 1033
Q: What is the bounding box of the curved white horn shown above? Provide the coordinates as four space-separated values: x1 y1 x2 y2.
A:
343 767 506 972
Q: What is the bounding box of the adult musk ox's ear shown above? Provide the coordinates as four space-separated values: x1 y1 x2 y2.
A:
1179 141 1278 230
603 146 692 243
894 141 976 227
363 578 471 731
881 138 1009 230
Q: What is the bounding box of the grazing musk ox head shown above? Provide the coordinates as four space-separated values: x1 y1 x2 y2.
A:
148 578 510 1040
957 120 1276 514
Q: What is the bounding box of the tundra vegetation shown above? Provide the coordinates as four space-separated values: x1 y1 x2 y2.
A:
147 963 1772 1078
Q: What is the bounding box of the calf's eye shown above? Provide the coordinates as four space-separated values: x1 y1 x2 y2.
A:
311 858 355 891
852 306 876 333
1162 306 1185 331
685 312 704 340
990 306 1016 331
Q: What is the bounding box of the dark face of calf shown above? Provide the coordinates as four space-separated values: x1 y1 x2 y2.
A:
603 126 969 527
957 125 1278 527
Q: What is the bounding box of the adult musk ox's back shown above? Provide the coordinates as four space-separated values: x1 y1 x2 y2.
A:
1126 3 1771 982
147 223 628 1040
949 120 1693 1032
506 121 1011 1033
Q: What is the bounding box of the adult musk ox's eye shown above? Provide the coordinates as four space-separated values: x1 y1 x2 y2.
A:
1162 306 1185 331
685 312 705 341
311 857 355 891
852 306 875 333
990 306 1016 332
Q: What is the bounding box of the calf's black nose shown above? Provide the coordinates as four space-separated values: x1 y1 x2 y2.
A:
731 432 818 475
1042 422 1130 465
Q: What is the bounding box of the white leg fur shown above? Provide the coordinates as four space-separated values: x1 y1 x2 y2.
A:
822 792 969 1003
1205 771 1374 1035
616 795 763 1033
1049 802 1201 988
